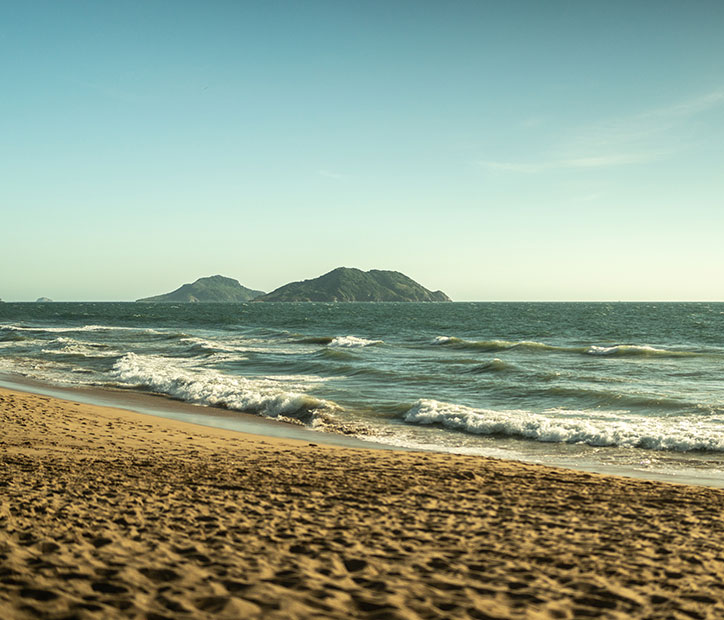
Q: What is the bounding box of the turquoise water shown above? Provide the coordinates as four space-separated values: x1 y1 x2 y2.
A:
1 302 723 484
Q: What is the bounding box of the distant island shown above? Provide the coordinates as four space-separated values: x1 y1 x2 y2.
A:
36 297 53 303
137 275 265 303
256 267 451 302
136 269 450 303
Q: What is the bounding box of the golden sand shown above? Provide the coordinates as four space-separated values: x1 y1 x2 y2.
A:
1 387 723 619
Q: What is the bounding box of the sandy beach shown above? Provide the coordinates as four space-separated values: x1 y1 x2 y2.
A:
1 387 724 619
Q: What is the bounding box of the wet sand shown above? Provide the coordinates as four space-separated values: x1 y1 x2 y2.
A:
1 387 724 619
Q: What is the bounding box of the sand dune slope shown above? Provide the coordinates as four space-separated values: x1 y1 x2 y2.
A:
1 387 724 619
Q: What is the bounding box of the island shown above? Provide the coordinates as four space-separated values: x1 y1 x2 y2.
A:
256 267 451 302
35 297 53 303
136 275 264 303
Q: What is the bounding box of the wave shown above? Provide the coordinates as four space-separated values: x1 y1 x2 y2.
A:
295 336 334 345
584 344 692 357
295 335 383 348
40 338 120 359
179 336 244 355
0 324 189 343
315 348 360 361
432 336 461 345
329 335 383 348
432 336 695 358
2 324 137 333
110 353 337 423
0 330 30 342
401 399 724 452
463 358 514 374
433 336 574 353
538 384 709 412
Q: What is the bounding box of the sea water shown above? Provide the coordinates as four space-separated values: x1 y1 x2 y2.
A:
1 302 722 485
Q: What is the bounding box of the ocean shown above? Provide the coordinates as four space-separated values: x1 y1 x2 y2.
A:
1 302 722 486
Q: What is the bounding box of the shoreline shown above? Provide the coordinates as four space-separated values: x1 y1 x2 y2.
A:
2 386 724 618
1 372 722 490
0 373 401 452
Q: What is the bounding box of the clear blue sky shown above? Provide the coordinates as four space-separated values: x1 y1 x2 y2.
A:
2 0 723 301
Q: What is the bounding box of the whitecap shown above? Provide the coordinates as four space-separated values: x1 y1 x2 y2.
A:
432 336 457 345
328 335 383 348
585 344 689 357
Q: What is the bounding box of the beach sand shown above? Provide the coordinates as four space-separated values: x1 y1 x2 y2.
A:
1 387 723 619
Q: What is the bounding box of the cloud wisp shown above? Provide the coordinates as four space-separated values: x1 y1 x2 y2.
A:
317 169 349 180
479 88 724 174
479 152 664 173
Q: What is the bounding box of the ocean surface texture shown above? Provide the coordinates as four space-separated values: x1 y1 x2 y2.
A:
1 302 722 485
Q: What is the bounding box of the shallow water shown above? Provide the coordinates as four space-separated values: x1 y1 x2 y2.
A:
1 301 723 484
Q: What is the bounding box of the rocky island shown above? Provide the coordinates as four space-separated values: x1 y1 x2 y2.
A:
256 267 451 302
137 275 264 303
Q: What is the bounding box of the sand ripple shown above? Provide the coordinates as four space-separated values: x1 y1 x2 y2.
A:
1 388 724 619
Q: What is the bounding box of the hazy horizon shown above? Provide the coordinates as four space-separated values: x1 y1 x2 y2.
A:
3 264 724 304
2 1 723 302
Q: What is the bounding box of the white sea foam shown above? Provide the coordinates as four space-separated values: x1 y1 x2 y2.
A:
1 324 169 335
329 335 383 348
41 345 119 359
587 344 672 356
110 353 336 420
180 336 242 354
402 399 724 452
180 336 300 355
3 324 124 332
432 336 694 358
432 336 564 352
0 356 89 386
40 337 119 359
433 336 458 345
264 374 330 383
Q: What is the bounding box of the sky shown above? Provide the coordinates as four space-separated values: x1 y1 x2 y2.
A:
1 0 723 301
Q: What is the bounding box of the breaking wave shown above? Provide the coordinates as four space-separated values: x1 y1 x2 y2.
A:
40 337 119 359
402 399 724 452
110 353 337 423
0 324 185 342
433 336 694 358
294 335 383 348
584 344 691 357
329 335 383 348
295 336 334 345
179 336 246 355
3 324 140 333
433 336 577 353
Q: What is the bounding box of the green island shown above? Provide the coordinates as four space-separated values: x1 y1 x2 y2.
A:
137 268 450 303
136 275 265 303
257 267 451 302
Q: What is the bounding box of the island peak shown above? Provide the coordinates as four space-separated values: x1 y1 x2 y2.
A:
137 276 264 303
256 268 451 302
